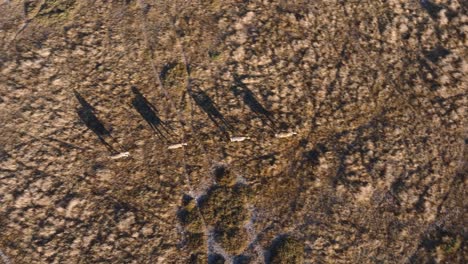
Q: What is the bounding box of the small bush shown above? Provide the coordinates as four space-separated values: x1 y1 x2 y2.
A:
268 236 304 264
213 165 237 186
185 232 205 252
199 186 248 227
208 253 225 264
189 252 207 264
198 173 251 254
214 227 248 255
178 199 203 232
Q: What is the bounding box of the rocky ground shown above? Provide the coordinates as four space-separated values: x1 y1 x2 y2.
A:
0 0 466 263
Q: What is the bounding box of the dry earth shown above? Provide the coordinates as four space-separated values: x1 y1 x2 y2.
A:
0 0 466 263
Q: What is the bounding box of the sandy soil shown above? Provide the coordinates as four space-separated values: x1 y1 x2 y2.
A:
0 0 466 263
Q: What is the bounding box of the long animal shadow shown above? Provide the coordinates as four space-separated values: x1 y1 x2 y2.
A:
74 90 117 154
130 86 170 139
188 87 232 135
231 75 276 130
420 0 443 19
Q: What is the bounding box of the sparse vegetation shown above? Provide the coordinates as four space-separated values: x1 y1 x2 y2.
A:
208 50 221 60
0 0 465 262
440 235 462 254
160 62 186 88
37 0 75 18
